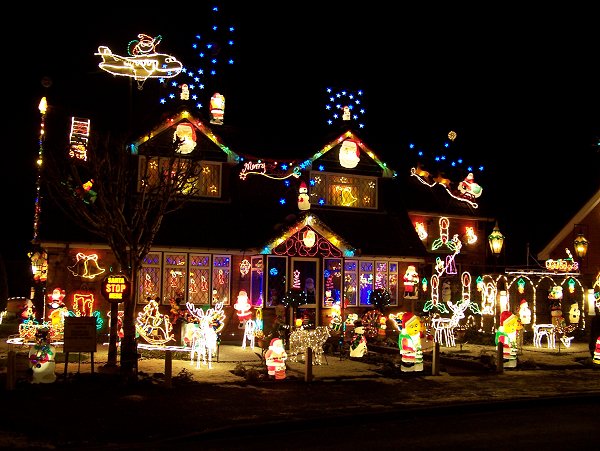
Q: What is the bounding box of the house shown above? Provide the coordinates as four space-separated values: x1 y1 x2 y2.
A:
38 105 588 350
537 186 600 317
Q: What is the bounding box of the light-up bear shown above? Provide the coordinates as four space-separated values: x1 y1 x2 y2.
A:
568 302 580 324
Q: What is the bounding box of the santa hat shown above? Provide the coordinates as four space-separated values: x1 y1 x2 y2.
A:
402 312 417 327
269 338 283 349
299 181 307 192
500 311 516 325
520 299 527 305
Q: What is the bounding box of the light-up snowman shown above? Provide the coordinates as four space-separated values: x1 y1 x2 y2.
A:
29 328 56 384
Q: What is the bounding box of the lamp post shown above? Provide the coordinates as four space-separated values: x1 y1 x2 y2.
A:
488 222 504 272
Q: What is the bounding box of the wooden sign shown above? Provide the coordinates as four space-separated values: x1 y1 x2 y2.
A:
63 317 97 353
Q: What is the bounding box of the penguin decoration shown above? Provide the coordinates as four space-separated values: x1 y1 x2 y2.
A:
298 181 311 211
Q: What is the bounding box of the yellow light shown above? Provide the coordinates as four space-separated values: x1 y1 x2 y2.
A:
574 233 588 258
488 222 504 255
38 97 47 114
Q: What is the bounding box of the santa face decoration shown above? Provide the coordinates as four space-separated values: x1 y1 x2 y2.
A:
339 140 360 169
174 123 197 154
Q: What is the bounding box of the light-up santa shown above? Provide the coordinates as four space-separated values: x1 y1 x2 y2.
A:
209 92 225 125
457 172 483 199
173 122 197 155
338 140 360 169
403 265 419 295
265 338 287 379
518 299 532 325
234 290 253 325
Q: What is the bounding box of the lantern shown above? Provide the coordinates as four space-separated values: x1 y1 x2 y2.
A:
488 222 504 256
574 233 588 259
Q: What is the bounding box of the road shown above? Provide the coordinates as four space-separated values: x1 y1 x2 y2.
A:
158 394 599 450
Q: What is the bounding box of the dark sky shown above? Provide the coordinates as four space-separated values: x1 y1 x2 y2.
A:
2 3 599 296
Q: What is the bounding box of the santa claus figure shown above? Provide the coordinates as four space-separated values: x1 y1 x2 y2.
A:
234 290 253 325
518 299 532 325
457 172 483 199
209 92 225 125
265 338 287 379
338 140 360 169
297 181 310 211
398 312 423 372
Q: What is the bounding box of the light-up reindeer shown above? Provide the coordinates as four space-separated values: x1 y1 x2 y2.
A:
186 302 220 369
431 273 476 347
242 319 256 350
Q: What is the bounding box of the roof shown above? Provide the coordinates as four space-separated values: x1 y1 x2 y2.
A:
537 186 600 260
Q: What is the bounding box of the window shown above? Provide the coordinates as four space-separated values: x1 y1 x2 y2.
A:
359 260 374 306
250 256 264 307
323 258 342 307
139 253 161 303
310 172 377 209
138 156 221 198
188 254 211 305
163 253 187 305
267 256 287 307
212 255 231 305
344 260 358 307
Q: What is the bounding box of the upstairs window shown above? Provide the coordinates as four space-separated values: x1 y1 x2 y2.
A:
138 156 221 198
310 172 377 209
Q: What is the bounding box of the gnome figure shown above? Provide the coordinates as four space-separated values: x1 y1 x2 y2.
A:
495 311 518 369
398 312 423 372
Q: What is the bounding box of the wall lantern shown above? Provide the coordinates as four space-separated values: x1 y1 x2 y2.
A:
488 222 504 256
574 233 589 259
29 249 48 283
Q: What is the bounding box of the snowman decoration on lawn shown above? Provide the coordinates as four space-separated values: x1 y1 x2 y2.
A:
29 328 57 384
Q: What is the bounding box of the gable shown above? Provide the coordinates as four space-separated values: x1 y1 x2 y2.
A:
308 131 395 178
130 110 239 163
260 213 357 257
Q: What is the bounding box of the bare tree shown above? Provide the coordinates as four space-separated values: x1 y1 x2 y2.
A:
43 131 203 383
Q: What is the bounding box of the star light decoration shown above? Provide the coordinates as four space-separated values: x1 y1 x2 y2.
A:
159 3 236 112
324 87 367 129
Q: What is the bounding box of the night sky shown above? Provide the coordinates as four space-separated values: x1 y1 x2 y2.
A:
2 3 598 297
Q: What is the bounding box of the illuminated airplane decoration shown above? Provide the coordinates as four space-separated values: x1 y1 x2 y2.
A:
96 34 182 88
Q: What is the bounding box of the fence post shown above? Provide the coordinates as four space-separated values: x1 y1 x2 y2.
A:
305 347 313 383
6 350 16 390
164 350 173 388
432 342 440 376
496 341 504 374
